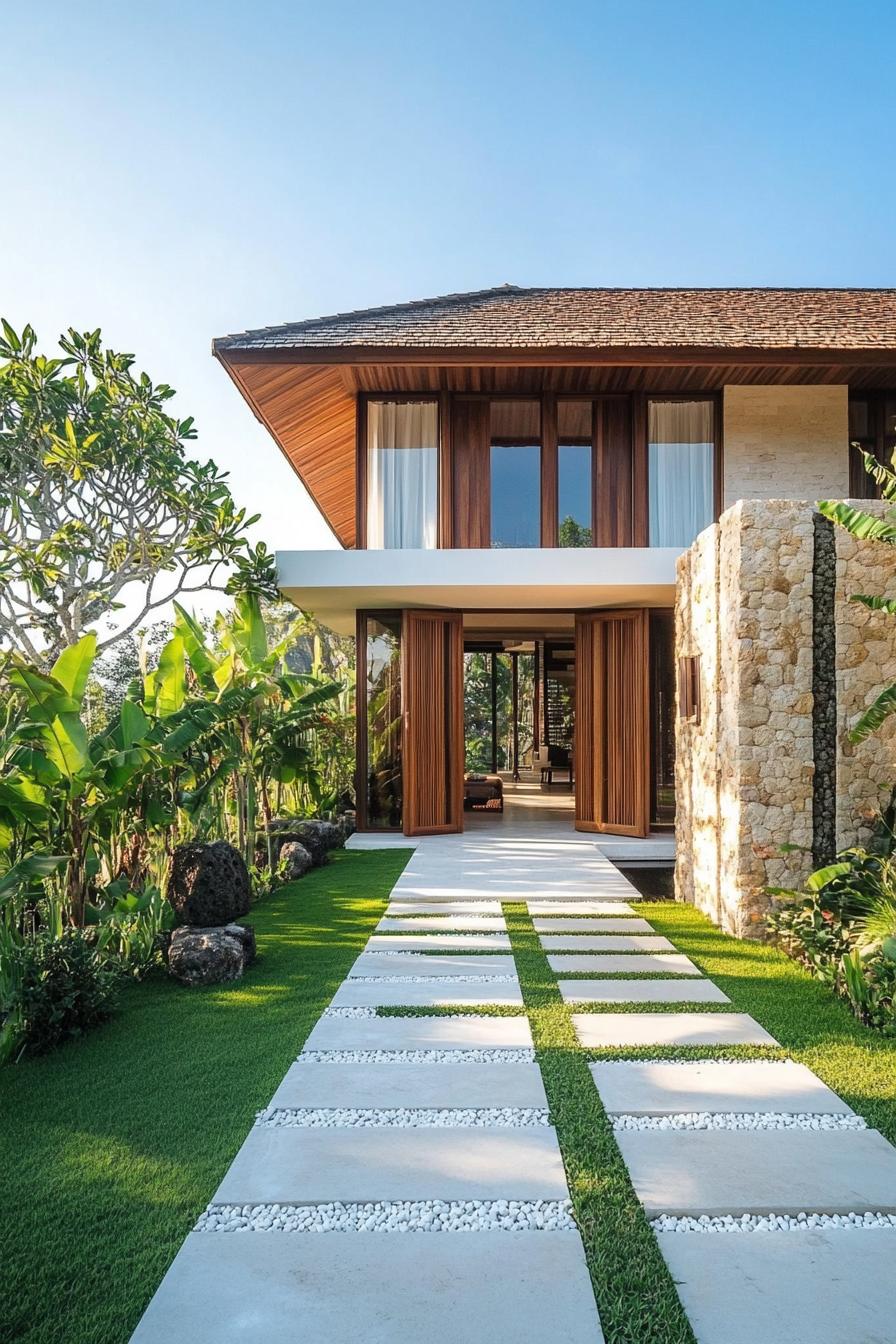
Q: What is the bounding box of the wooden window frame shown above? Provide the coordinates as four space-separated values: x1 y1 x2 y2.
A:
848 389 896 498
678 653 702 724
356 389 721 550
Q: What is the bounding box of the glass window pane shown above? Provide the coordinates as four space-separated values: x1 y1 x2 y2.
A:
490 400 541 547
558 401 592 547
558 445 592 546
367 400 438 549
364 615 402 828
648 400 714 548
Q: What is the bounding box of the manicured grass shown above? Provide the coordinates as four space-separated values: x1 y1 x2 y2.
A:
0 849 411 1344
644 901 896 1142
505 898 896 1344
504 902 696 1344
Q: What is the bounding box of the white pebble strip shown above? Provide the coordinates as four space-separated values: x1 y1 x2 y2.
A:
197 1199 576 1233
350 975 518 983
299 1049 537 1064
260 1107 550 1128
323 1007 378 1019
612 1112 866 1132
652 1211 896 1234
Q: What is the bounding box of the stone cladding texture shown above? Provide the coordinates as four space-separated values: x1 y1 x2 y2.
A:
675 498 896 936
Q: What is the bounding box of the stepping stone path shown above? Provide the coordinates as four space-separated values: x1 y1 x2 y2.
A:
550 952 702 976
539 934 675 952
132 830 896 1343
366 932 512 951
561 978 730 1004
331 978 525 1008
572 1012 777 1048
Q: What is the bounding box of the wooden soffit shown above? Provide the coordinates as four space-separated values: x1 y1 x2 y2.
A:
216 345 896 549
218 355 358 548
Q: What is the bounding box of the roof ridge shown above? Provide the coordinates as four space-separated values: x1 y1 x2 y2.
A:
216 284 528 349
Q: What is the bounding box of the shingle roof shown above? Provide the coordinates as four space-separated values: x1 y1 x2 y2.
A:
214 285 896 354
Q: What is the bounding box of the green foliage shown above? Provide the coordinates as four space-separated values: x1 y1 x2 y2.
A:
768 846 896 1033
558 515 592 547
0 851 406 1344
6 928 121 1061
819 446 896 741
0 321 276 663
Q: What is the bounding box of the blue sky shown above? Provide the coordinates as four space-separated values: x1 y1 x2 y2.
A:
4 0 895 557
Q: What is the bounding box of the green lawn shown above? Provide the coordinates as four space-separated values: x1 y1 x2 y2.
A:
7 865 896 1344
0 848 411 1344
503 898 896 1344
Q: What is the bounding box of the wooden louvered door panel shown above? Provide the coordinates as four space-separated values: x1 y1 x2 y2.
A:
402 610 464 836
575 610 649 836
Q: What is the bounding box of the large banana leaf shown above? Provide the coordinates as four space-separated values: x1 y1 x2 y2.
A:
851 683 896 743
0 852 67 905
851 594 896 615
151 633 187 717
817 501 896 544
173 603 219 687
50 633 97 702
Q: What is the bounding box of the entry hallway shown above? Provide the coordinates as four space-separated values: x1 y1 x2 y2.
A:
130 811 895 1344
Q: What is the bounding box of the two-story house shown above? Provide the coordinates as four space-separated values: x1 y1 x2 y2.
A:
213 286 896 843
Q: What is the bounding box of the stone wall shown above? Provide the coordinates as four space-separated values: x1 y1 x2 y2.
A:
675 498 896 937
723 386 849 507
835 517 896 846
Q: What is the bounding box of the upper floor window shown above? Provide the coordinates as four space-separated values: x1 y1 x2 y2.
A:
490 399 541 547
648 399 715 548
557 400 593 546
848 392 896 497
366 399 438 549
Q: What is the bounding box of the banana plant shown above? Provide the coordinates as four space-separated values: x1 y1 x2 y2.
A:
159 595 343 870
2 634 167 924
820 448 896 741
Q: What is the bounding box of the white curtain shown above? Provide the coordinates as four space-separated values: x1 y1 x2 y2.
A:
648 401 714 548
367 401 438 549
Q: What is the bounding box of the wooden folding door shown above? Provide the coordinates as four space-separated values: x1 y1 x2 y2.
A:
402 610 464 835
575 609 649 836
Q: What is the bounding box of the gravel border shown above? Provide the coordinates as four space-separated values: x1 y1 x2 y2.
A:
323 1007 378 1019
298 1049 537 1064
612 1112 866 1132
196 1198 576 1233
259 1106 551 1128
652 1211 896 1234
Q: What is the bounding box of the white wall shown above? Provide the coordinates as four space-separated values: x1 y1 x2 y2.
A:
723 385 849 506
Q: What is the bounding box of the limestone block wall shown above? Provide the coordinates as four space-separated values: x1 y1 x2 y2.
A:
723 386 849 507
835 516 896 846
676 501 814 937
676 497 896 937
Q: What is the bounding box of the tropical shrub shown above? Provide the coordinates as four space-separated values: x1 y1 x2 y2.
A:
768 849 896 1033
5 928 121 1060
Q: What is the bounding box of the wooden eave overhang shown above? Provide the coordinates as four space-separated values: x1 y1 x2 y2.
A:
214 340 896 550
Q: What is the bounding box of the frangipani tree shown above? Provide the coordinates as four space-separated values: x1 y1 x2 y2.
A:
0 321 276 664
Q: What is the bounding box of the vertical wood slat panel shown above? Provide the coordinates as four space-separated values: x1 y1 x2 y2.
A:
631 394 649 547
451 400 490 547
403 610 464 835
541 394 558 548
575 615 597 831
576 609 649 837
595 398 633 547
